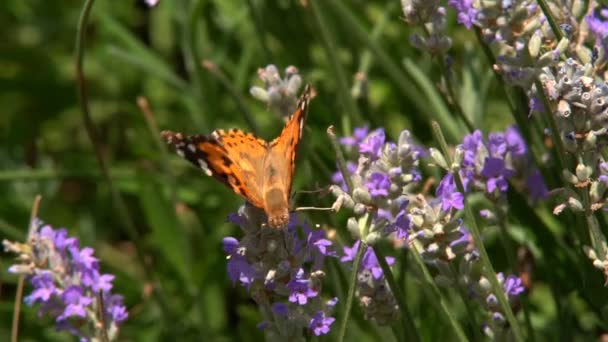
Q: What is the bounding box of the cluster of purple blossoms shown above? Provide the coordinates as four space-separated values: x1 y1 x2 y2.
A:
223 204 337 338
249 64 303 117
333 126 528 336
3 220 128 341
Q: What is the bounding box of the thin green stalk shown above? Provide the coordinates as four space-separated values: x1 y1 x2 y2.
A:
415 16 473 133
337 232 367 342
409 248 469 341
431 121 525 341
202 60 260 134
494 206 536 341
373 246 420 342
325 0 460 143
11 195 41 342
473 28 548 173
437 60 475 133
138 96 178 201
352 1 396 93
535 80 568 172
536 0 563 41
310 0 362 133
327 126 354 193
75 0 173 321
495 207 517 272
448 263 483 341
581 189 608 260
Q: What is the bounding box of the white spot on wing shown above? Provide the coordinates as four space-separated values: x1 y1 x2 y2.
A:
188 144 196 152
177 149 185 157
198 158 212 176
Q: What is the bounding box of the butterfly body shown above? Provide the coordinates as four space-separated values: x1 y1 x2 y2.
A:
162 85 313 228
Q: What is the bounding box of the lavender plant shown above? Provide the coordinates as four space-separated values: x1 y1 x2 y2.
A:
331 125 533 338
3 219 128 341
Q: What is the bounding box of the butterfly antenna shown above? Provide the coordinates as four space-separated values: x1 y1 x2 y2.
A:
295 206 335 212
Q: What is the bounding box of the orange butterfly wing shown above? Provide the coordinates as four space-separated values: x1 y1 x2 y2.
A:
269 84 313 196
162 84 314 228
161 129 267 209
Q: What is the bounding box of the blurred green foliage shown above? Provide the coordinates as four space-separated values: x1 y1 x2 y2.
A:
1 0 607 341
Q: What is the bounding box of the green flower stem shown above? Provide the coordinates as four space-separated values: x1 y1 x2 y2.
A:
325 0 460 143
416 17 473 133
409 247 469 342
536 0 563 41
201 60 260 134
337 227 368 342
75 0 173 322
372 246 420 342
245 0 273 61
353 2 396 93
431 121 525 342
327 126 354 193
494 206 536 341
473 28 552 186
437 59 475 133
448 263 482 341
11 195 42 342
535 80 568 172
310 0 362 133
581 190 608 260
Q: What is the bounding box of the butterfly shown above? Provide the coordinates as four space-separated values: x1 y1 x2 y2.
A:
161 84 314 229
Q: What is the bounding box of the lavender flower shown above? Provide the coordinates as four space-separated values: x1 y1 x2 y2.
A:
402 0 453 54
436 127 546 206
250 64 303 117
223 204 337 338
3 220 128 341
341 241 399 325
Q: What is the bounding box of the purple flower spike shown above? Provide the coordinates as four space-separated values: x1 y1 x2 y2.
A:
5 220 128 340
